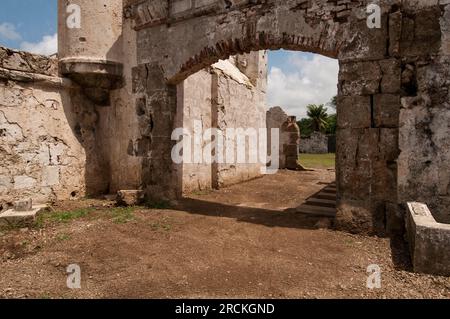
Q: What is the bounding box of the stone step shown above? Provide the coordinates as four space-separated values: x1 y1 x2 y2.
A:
295 205 336 218
316 192 337 200
322 188 336 194
305 198 336 208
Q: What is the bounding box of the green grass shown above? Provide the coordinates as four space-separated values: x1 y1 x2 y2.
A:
150 217 172 231
145 200 172 210
36 208 94 227
109 207 136 224
298 153 336 169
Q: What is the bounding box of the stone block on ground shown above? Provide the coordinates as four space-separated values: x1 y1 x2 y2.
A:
0 205 47 228
406 202 450 276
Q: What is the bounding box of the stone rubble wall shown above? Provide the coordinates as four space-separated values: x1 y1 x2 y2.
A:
299 132 329 154
0 47 110 212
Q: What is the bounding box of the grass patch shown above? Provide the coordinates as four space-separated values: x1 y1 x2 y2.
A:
298 153 336 169
109 207 136 224
149 217 172 232
36 208 94 227
145 200 172 210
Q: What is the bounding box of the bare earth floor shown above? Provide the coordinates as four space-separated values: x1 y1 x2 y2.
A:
0 170 449 299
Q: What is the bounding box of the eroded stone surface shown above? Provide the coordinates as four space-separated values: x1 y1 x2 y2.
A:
406 202 450 276
117 190 145 206
300 132 329 154
0 205 47 228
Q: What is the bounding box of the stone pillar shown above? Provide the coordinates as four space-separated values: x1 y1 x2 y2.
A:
282 116 301 170
267 107 288 169
58 0 124 104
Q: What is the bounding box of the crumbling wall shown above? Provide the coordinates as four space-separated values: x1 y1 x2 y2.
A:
266 106 288 169
397 2 450 224
0 47 109 211
180 55 267 193
212 59 266 188
180 69 213 193
282 116 301 170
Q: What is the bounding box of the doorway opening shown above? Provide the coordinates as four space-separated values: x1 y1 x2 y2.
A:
175 49 339 227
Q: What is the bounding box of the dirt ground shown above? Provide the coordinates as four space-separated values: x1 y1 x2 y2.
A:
1 170 449 299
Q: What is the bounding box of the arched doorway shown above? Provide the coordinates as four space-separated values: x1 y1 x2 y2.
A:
126 0 446 235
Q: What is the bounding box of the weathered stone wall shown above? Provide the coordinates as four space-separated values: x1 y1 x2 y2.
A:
95 16 143 194
266 106 288 169
396 3 450 225
281 116 301 170
0 47 110 211
180 54 267 193
128 0 450 235
212 59 267 188
0 40 144 211
180 69 213 193
299 132 329 154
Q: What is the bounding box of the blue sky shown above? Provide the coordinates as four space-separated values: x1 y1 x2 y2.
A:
0 1 338 119
0 0 57 50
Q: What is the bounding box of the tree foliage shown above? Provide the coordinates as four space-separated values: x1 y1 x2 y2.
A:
297 97 337 137
327 95 337 110
306 104 329 133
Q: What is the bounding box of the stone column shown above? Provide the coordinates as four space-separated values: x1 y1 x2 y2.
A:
282 116 301 170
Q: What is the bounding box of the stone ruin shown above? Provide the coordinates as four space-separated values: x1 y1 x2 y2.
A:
299 132 330 154
0 0 449 274
267 107 302 170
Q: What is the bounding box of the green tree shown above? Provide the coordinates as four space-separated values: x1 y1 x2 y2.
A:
326 114 337 135
297 118 313 137
327 96 337 110
306 104 329 133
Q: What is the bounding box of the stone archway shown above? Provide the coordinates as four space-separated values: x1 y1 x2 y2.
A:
125 0 448 235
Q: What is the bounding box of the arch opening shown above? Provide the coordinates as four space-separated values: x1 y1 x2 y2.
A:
173 48 344 230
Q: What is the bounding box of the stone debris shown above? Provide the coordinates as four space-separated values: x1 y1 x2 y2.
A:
406 202 450 276
116 190 145 207
0 199 47 228
13 199 33 212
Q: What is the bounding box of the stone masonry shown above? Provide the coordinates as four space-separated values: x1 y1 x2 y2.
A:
122 0 450 236
299 132 329 154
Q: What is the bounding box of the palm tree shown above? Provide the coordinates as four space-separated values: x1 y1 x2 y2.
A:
306 104 329 133
327 96 337 110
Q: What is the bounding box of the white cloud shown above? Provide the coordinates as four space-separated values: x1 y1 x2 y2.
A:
267 53 339 119
20 33 57 56
0 22 21 41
